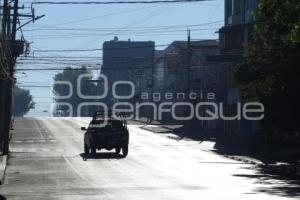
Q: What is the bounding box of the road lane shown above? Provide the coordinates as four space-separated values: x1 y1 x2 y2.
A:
0 117 297 200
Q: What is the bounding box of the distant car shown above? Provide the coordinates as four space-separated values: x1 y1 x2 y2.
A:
81 112 129 157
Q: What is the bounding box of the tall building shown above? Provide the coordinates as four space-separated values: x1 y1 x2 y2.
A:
207 0 259 141
100 37 155 106
219 0 258 54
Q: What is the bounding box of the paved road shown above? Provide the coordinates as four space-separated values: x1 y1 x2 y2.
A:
0 117 298 199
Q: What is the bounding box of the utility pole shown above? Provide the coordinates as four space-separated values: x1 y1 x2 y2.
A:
2 0 19 155
0 0 36 155
12 0 19 42
187 28 192 93
183 28 192 127
150 44 155 122
2 0 8 35
151 45 155 96
1 0 11 155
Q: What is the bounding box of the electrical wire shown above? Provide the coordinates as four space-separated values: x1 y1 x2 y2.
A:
24 20 223 32
15 64 214 71
24 28 219 40
31 0 210 5
45 4 161 27
30 40 216 52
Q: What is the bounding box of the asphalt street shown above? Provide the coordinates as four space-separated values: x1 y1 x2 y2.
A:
0 117 298 200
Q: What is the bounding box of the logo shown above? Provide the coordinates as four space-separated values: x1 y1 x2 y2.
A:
51 74 265 124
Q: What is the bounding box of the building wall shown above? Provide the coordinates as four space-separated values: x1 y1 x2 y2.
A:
225 0 258 25
149 40 221 124
221 0 258 54
100 37 154 106
0 0 2 34
213 0 259 141
163 40 219 95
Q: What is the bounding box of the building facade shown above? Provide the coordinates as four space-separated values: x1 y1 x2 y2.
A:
219 0 258 54
208 0 259 141
151 40 221 125
163 40 219 95
100 37 155 107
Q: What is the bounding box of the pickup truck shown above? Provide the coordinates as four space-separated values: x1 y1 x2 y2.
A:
81 116 129 157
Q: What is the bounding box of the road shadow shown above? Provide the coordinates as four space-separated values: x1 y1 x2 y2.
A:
0 195 7 200
171 125 217 141
79 152 124 160
233 164 300 198
213 142 259 159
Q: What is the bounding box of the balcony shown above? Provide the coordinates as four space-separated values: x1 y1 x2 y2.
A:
219 23 253 54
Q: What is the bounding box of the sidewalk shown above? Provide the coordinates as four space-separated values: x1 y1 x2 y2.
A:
135 119 300 179
133 117 216 141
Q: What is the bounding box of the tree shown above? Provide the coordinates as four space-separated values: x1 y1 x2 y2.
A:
13 86 35 116
235 0 300 133
53 66 97 116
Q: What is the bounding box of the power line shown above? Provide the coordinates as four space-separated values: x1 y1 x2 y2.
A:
42 4 161 27
25 20 223 32
32 0 210 5
33 48 103 52
22 28 219 40
31 44 166 53
19 56 101 59
31 32 217 40
15 64 213 71
30 40 217 52
24 28 219 35
16 85 52 88
15 54 196 65
16 43 218 67
16 67 101 71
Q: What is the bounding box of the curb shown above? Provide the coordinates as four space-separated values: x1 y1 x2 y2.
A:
0 155 8 185
140 126 161 133
224 154 300 177
223 154 261 165
140 122 263 166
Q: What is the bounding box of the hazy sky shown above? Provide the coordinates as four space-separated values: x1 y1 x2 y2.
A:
15 0 224 116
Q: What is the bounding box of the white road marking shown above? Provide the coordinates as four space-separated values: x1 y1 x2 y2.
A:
42 148 50 152
63 156 89 182
10 147 66 153
56 148 64 152
12 139 59 144
33 120 45 139
10 148 37 153
145 125 159 128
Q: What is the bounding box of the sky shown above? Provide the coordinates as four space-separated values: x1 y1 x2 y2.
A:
15 0 224 117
